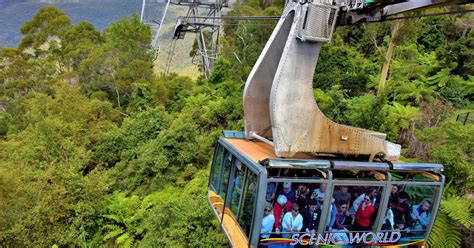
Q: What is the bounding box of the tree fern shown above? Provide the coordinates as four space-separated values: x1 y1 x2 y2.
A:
428 194 473 247
116 233 134 248
440 195 473 228
103 226 124 241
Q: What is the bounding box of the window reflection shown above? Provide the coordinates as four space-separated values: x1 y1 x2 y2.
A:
210 145 224 191
260 182 327 240
383 185 437 244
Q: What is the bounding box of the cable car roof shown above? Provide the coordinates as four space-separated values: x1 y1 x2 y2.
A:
220 135 444 173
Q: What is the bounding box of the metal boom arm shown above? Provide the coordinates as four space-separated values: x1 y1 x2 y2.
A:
243 0 472 160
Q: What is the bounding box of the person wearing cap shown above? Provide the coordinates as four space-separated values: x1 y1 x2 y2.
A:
277 181 296 203
261 202 275 239
282 203 303 239
302 199 321 234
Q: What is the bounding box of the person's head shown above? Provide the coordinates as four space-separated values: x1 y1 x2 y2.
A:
319 183 327 192
391 185 398 194
369 187 378 197
421 200 432 211
308 199 318 212
364 195 373 205
337 200 348 213
277 194 287 207
398 191 408 203
283 182 292 193
340 185 348 193
264 202 273 216
291 203 300 216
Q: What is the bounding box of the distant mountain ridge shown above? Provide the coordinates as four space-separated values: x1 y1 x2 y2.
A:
0 0 141 47
0 0 200 78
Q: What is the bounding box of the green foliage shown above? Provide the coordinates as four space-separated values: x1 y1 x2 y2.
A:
1 3 473 248
314 37 378 96
417 17 445 51
139 170 228 247
19 6 72 52
418 120 474 194
428 194 473 248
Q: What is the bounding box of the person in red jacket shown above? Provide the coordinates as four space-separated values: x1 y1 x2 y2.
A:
352 195 375 231
273 194 292 233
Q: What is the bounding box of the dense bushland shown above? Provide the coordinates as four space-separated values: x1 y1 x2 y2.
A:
0 2 472 247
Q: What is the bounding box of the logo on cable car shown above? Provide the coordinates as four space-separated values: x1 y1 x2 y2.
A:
259 231 426 246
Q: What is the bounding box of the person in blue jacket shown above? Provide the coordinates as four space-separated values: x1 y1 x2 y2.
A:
410 200 432 231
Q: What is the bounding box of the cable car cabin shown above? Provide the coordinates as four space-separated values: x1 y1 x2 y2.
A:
208 133 444 248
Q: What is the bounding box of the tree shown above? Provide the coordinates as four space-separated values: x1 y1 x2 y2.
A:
18 6 71 54
79 14 154 110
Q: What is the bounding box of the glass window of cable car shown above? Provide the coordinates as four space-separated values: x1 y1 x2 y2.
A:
323 184 385 244
320 162 389 246
227 157 259 237
218 149 232 199
209 144 224 192
259 181 328 241
384 184 440 245
239 170 258 236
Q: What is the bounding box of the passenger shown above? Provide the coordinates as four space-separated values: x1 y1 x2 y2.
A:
333 186 351 203
273 195 291 232
389 185 399 205
382 207 395 230
302 199 321 234
327 198 337 230
277 182 296 203
392 191 411 230
312 183 327 207
350 187 378 215
352 195 375 231
410 200 432 231
295 184 310 209
331 200 350 245
282 203 303 239
266 182 277 203
261 203 275 239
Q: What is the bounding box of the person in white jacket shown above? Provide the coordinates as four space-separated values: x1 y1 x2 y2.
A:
281 203 303 241
261 203 275 239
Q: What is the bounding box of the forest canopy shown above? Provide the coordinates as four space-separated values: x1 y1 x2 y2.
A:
0 2 473 247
